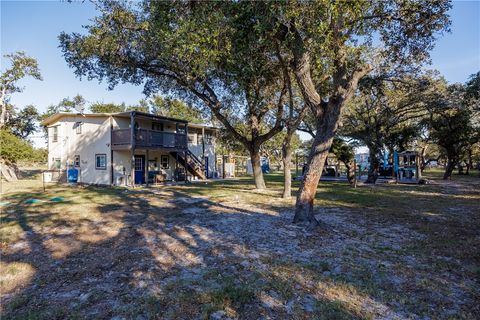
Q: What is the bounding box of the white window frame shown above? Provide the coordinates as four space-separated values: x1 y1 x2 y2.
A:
74 155 80 167
52 126 58 142
53 158 61 169
95 154 107 170
160 155 169 169
75 122 82 134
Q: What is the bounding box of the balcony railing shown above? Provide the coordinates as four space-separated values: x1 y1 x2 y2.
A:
112 128 187 150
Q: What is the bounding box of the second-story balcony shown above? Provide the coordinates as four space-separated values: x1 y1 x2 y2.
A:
112 128 187 150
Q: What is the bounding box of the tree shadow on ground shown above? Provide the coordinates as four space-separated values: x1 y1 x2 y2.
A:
1 180 478 319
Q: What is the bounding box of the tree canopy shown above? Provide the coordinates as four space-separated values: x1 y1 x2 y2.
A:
1 51 42 129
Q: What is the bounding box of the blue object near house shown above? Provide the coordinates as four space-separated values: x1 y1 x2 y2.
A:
67 167 79 183
393 150 399 175
25 199 42 204
383 149 389 170
261 157 270 173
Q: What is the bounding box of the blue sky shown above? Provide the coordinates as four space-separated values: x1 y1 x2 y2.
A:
1 0 479 146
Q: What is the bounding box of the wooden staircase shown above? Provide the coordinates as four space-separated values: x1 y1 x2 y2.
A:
170 150 206 180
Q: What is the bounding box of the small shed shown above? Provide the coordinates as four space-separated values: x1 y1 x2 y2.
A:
394 150 421 182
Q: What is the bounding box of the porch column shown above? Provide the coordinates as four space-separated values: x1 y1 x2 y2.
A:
185 150 189 183
202 127 205 161
130 111 136 188
175 152 179 182
145 149 149 186
222 153 226 179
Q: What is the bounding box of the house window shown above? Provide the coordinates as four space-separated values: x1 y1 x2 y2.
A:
75 122 82 134
188 134 196 144
53 158 61 169
177 124 186 134
205 134 213 145
95 154 107 170
134 157 143 171
74 155 80 167
161 155 169 169
148 160 158 171
52 126 58 142
152 122 164 131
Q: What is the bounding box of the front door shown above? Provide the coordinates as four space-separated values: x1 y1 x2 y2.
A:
134 155 145 184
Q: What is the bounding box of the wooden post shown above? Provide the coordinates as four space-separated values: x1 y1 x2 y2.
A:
415 153 421 180
130 111 135 188
175 152 179 182
222 154 226 179
185 151 188 183
202 127 205 163
145 149 149 187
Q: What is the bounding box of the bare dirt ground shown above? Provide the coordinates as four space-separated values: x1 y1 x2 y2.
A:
1 171 479 319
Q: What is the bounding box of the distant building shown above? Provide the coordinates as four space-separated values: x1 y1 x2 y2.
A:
354 152 369 170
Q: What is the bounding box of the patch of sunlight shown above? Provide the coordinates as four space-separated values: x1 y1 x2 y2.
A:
421 211 440 217
0 261 36 295
44 238 82 259
316 279 403 319
140 228 204 271
173 227 198 247
0 223 24 245
315 199 362 208
75 222 123 243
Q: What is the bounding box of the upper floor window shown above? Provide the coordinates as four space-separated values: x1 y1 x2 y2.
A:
204 134 213 145
152 122 164 131
74 122 82 134
52 126 58 142
177 124 186 134
188 134 196 144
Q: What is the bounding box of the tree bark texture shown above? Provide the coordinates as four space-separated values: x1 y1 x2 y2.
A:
289 25 371 226
293 106 339 225
443 157 456 180
250 146 266 190
366 146 380 184
282 133 293 198
345 162 356 187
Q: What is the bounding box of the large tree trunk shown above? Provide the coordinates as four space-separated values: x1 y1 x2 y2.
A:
443 157 456 180
457 163 464 175
293 110 338 226
345 161 356 187
419 145 428 173
466 149 472 175
282 132 294 199
250 147 266 190
366 146 380 184
288 30 370 226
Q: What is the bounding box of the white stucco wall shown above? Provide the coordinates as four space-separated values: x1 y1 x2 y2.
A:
47 124 63 169
48 115 112 185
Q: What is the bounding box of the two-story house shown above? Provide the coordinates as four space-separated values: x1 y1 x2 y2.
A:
41 111 218 186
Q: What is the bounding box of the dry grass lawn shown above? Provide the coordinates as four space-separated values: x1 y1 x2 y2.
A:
1 169 479 319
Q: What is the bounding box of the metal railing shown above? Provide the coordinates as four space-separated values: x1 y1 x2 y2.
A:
112 128 187 149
